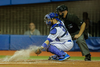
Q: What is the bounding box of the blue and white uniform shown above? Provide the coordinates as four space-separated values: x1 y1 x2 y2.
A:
47 21 73 51
43 12 73 61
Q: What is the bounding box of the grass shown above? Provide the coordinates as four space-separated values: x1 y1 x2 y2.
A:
0 55 100 61
29 56 100 61
69 57 100 61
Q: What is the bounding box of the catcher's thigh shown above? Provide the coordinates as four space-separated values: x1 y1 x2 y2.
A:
50 41 73 51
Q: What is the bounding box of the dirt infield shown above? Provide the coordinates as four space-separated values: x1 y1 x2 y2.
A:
0 51 100 57
0 51 100 67
0 59 100 67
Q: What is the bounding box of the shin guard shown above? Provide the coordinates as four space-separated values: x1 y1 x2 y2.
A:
47 45 66 57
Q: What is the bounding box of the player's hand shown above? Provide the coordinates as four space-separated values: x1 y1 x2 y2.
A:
74 34 81 39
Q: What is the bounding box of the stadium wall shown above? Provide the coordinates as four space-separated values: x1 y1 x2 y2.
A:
0 35 100 52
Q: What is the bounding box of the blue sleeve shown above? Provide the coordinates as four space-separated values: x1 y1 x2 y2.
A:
50 28 57 34
42 43 47 48
47 38 53 42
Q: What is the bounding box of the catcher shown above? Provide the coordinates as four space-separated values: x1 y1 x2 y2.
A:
35 12 73 61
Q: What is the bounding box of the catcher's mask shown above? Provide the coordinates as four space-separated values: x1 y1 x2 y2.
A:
44 12 58 26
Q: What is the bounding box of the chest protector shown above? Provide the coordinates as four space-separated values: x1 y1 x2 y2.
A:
64 20 80 33
50 24 67 37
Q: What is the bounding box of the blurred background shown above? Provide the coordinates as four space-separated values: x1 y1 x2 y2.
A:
0 0 100 36
0 0 100 51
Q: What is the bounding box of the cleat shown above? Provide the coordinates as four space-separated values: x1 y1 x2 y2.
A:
59 54 70 61
48 56 57 60
52 58 57 60
48 56 52 60
48 55 58 60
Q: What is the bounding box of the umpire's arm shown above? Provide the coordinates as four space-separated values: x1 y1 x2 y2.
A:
72 14 86 39
78 22 86 36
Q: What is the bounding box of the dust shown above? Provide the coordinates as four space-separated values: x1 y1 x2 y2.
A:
3 45 40 62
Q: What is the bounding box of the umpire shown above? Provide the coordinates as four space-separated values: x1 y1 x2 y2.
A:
56 5 91 61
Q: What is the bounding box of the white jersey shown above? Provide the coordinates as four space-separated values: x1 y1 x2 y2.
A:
47 21 73 51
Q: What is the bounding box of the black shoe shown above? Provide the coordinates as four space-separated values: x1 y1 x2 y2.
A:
84 54 91 61
84 58 91 61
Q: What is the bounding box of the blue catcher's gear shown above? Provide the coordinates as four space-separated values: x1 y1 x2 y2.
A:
44 12 58 25
48 54 70 61
47 45 66 59
47 45 70 61
50 28 57 34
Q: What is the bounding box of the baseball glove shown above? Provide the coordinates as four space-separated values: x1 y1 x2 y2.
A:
34 47 42 55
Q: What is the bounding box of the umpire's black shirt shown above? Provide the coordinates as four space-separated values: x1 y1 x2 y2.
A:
62 13 83 34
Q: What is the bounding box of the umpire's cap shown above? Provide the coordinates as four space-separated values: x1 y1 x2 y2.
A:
56 5 68 12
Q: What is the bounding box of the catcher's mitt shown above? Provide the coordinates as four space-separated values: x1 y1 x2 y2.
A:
34 47 42 55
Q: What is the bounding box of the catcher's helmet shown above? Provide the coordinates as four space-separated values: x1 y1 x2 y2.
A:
44 12 58 20
44 12 58 25
56 5 68 12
